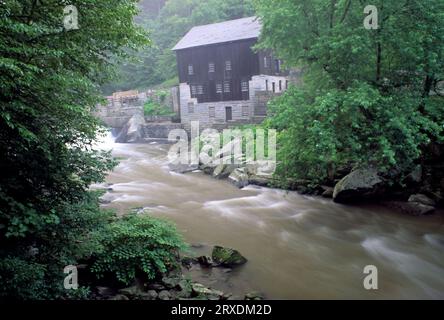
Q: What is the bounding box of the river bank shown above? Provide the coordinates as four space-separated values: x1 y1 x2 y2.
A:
194 155 443 218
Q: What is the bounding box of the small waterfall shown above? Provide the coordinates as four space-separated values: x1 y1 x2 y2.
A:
94 129 117 151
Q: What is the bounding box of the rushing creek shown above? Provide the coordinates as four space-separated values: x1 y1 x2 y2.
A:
97 133 444 299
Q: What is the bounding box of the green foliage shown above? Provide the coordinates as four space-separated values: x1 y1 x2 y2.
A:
143 91 175 116
0 192 114 300
91 214 186 285
0 257 48 300
157 77 180 89
0 0 149 299
0 0 148 238
255 0 444 183
266 84 441 183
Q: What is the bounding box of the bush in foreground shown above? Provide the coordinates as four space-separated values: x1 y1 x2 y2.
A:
91 214 186 285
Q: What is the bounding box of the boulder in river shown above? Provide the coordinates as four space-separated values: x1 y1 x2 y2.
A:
245 291 265 300
162 275 182 289
116 114 146 143
158 290 171 300
197 255 213 267
248 175 271 187
140 290 158 300
408 194 436 207
211 246 247 267
213 164 237 180
200 163 215 175
228 168 250 188
384 201 435 216
333 168 384 203
169 163 199 174
321 186 334 198
192 283 224 300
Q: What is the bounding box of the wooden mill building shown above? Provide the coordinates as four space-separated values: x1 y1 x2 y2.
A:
172 16 290 131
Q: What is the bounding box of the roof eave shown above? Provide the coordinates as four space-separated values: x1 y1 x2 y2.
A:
172 36 259 52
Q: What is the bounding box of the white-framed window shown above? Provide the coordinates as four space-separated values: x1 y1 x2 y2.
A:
188 64 194 75
224 81 231 93
264 56 268 68
242 106 249 117
209 106 216 118
225 60 232 71
197 85 204 95
241 80 249 92
209 62 215 73
191 85 197 95
188 102 194 114
216 83 223 94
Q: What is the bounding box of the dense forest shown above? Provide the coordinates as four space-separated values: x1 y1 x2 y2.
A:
0 0 443 301
0 0 184 300
257 0 444 192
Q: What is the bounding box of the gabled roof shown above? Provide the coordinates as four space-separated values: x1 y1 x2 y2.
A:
172 16 261 51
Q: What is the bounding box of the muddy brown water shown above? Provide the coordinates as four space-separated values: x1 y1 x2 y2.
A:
96 134 444 299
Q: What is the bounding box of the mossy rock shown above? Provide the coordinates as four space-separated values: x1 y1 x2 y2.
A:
211 246 247 267
333 168 384 203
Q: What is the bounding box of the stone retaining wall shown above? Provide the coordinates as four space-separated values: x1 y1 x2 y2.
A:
93 98 144 128
143 123 183 140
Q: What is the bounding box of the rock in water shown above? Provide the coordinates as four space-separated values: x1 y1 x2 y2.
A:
245 291 265 300
192 283 213 296
408 194 436 207
200 164 215 175
162 276 181 289
158 290 171 300
212 164 237 180
384 201 435 216
192 283 224 300
116 114 146 143
197 256 213 267
248 175 271 187
333 168 384 203
321 186 334 198
211 246 247 267
228 168 250 188
141 290 158 300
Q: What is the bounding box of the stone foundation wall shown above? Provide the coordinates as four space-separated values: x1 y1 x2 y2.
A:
93 98 144 128
143 123 183 139
180 97 254 132
93 88 182 129
179 74 289 132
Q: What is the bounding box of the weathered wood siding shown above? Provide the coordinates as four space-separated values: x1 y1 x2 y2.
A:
176 39 262 103
176 39 289 104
